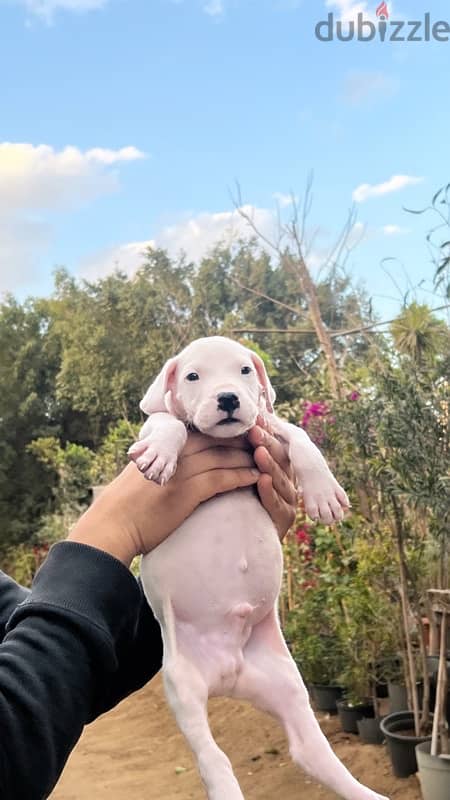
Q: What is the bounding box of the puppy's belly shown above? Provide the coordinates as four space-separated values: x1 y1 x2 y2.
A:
141 487 283 632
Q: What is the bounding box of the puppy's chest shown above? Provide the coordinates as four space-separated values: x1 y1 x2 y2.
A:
142 488 283 619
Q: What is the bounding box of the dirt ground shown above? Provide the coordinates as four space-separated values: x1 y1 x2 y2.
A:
51 674 422 800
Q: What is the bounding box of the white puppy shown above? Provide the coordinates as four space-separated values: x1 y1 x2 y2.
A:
129 336 388 800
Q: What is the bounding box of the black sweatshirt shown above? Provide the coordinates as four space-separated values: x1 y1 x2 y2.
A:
0 541 163 799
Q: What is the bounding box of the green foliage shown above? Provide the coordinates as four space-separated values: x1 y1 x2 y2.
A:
283 304 448 711
3 543 49 587
90 420 140 485
285 519 399 698
390 302 449 363
0 243 375 555
0 297 61 549
28 437 94 511
286 607 347 686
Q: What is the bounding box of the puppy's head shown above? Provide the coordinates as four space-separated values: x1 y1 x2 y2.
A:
140 336 275 438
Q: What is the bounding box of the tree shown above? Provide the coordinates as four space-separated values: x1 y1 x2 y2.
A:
390 302 449 363
0 296 60 548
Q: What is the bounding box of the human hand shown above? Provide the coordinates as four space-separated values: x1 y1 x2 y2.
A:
247 423 297 541
68 425 297 565
68 434 259 565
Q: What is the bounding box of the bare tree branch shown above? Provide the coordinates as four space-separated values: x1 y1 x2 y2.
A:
230 277 304 317
230 304 450 338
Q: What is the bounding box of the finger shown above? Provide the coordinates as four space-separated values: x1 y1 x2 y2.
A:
257 474 296 541
255 414 275 435
253 446 297 506
188 467 260 504
178 447 256 480
248 427 291 474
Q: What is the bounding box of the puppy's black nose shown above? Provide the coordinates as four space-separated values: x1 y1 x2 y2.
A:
217 392 240 413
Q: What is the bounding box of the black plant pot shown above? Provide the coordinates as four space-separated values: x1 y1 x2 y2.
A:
337 700 374 734
357 716 384 745
387 681 424 713
375 681 389 699
311 684 343 714
380 711 432 778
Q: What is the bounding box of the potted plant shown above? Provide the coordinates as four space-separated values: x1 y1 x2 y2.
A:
333 536 398 741
285 605 346 714
336 661 375 735
416 593 450 800
367 363 449 777
283 523 348 714
378 496 435 777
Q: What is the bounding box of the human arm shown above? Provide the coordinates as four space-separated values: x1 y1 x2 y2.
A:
0 442 261 800
0 571 29 644
0 428 296 799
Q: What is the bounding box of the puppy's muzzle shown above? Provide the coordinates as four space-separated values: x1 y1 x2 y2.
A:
217 392 240 413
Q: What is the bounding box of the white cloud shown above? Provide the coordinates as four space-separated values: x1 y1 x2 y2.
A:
81 206 277 280
342 71 398 106
81 240 154 281
382 224 410 236
156 206 275 261
0 141 145 290
18 0 107 20
0 143 145 211
352 175 424 203
203 0 223 15
81 205 371 283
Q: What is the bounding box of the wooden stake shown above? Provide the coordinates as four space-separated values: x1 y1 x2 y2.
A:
431 610 448 757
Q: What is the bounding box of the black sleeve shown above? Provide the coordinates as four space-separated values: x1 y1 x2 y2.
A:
0 572 30 643
0 541 163 800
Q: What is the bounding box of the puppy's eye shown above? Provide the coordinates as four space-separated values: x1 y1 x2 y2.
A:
241 366 252 375
186 372 200 382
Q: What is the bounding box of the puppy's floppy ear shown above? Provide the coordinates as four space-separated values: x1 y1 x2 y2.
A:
140 357 178 415
250 352 276 414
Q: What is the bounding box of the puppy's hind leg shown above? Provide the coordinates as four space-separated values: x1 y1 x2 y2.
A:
160 602 244 800
164 655 244 800
232 609 389 800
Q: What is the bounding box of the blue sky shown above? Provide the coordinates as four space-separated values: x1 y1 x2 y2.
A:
1 0 449 319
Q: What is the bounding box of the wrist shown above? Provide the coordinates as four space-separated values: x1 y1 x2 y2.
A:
67 505 138 567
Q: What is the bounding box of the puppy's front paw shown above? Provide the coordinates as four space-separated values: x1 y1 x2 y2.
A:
128 439 178 485
300 474 350 525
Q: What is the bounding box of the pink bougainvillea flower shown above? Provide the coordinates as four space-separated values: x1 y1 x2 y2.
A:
295 527 311 544
300 399 335 446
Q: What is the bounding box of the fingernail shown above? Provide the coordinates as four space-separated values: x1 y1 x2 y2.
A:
251 469 260 477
